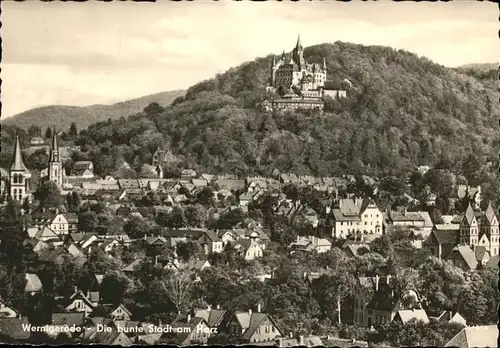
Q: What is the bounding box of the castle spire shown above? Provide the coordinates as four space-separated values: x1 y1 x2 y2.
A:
296 34 303 50
49 125 60 162
10 134 28 171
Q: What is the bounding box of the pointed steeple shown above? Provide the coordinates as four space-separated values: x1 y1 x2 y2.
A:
49 125 60 162
464 203 476 226
295 34 303 50
484 201 497 225
11 134 28 172
323 57 327 70
281 49 286 60
272 55 276 67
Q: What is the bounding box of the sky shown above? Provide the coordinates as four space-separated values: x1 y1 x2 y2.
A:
2 1 498 118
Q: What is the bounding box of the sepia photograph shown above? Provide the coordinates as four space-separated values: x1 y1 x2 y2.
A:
0 0 498 346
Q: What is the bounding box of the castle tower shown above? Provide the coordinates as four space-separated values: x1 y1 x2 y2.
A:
292 34 305 69
482 201 499 256
48 126 63 188
9 134 31 202
460 203 478 247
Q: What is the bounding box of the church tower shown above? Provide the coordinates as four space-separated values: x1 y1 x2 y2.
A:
482 201 499 256
9 134 31 202
460 203 478 246
48 126 63 188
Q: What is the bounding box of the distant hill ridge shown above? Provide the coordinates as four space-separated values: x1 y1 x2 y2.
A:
2 90 186 131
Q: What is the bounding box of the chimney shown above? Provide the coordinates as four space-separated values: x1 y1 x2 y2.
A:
158 319 162 327
257 303 261 313
289 332 293 338
299 335 304 345
277 337 283 347
18 313 22 319
187 313 191 323
74 285 78 293
297 235 300 243
387 274 391 285
207 305 212 311
248 308 252 316
216 304 220 310
375 274 380 291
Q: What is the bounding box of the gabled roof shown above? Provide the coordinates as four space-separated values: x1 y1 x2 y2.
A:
445 325 498 348
474 246 490 262
483 201 497 225
447 245 478 270
193 308 226 327
92 329 133 345
426 228 458 245
395 309 429 324
35 226 59 240
462 204 476 226
24 273 43 293
233 311 282 340
165 315 207 344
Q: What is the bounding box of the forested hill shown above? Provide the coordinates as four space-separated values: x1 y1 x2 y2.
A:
2 90 186 131
3 42 499 179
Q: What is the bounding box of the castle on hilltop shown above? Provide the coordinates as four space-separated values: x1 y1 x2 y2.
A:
270 35 327 94
263 35 347 112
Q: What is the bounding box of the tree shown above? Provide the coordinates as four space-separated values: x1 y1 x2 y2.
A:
184 204 207 228
162 270 195 314
33 181 62 208
66 191 81 212
100 272 132 305
27 149 49 171
45 127 52 139
312 252 356 324
195 187 214 206
176 241 203 262
69 122 78 138
28 125 42 137
144 102 165 116
78 211 98 232
169 206 187 228
124 216 161 239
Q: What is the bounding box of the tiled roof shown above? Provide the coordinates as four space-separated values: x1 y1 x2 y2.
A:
474 246 490 262
448 245 478 270
0 317 31 341
52 312 85 326
486 255 499 269
463 204 476 226
25 273 43 293
193 308 226 328
332 209 360 222
396 309 429 324
390 211 425 222
445 325 498 348
430 228 459 245
483 201 497 225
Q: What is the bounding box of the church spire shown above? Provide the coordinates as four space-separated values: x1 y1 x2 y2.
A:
323 57 327 70
296 34 303 50
10 134 28 171
49 125 60 162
